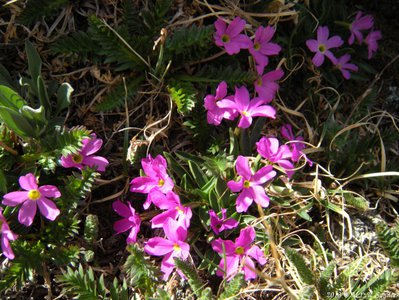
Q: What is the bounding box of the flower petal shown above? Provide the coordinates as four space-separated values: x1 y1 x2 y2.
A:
235 156 252 179
37 198 60 221
18 200 37 226
39 185 61 198
236 189 253 212
82 156 109 172
225 17 246 37
19 173 38 190
2 191 29 206
236 226 255 248
145 237 174 256
114 219 133 234
242 257 257 280
112 200 131 218
1 236 14 259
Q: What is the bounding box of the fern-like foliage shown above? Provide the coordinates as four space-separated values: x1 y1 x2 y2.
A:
88 15 147 72
168 81 197 115
18 0 70 25
123 245 159 296
50 31 98 61
218 273 245 300
165 25 213 62
376 222 399 267
94 75 145 112
186 65 256 86
174 258 206 298
57 264 128 300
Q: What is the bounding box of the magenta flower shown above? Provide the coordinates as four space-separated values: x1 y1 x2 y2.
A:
365 30 382 59
211 226 267 280
227 156 276 212
332 54 358 80
204 81 237 125
2 173 61 226
214 17 251 55
144 218 190 280
0 208 17 260
130 154 174 209
217 86 276 129
248 26 281 75
256 137 295 177
149 191 192 229
254 69 284 103
60 134 109 172
306 26 343 67
113 200 141 244
209 208 238 235
281 124 313 166
348 11 374 45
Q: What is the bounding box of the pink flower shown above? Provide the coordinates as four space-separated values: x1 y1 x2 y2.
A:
306 26 343 67
60 134 109 172
227 156 276 212
0 208 17 259
332 54 358 80
211 226 266 280
348 11 374 45
256 137 295 177
2 173 61 226
214 17 251 55
248 26 281 75
204 81 237 125
281 124 313 166
217 86 276 129
209 208 238 235
144 218 190 280
254 69 284 103
149 191 192 229
365 30 382 59
113 200 141 244
130 154 174 209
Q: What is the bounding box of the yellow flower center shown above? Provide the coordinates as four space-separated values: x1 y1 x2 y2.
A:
318 44 326 53
253 42 261 50
235 246 244 255
176 206 184 214
241 110 249 116
221 34 230 43
28 189 41 201
243 180 251 188
336 63 342 70
257 78 262 86
158 179 165 187
72 153 83 164
173 243 181 252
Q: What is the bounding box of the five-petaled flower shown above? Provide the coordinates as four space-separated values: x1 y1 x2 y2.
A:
209 208 238 235
113 200 141 244
2 173 61 226
211 226 267 280
306 26 343 67
281 124 313 166
227 155 276 212
256 137 295 177
217 86 276 129
144 218 190 280
149 191 192 229
0 207 17 260
130 154 174 209
348 11 374 45
214 17 251 55
61 134 109 172
365 30 382 59
254 69 284 103
204 81 237 126
248 26 281 75
332 54 358 80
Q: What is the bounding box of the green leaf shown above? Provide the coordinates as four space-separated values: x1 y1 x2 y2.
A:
37 76 51 114
188 160 207 188
0 170 6 193
25 40 42 88
219 273 245 300
285 248 315 285
168 81 197 116
0 85 26 111
56 82 73 114
20 105 47 126
0 106 37 138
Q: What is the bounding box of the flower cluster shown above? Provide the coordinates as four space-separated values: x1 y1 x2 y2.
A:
207 17 283 128
0 135 108 260
306 11 381 79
